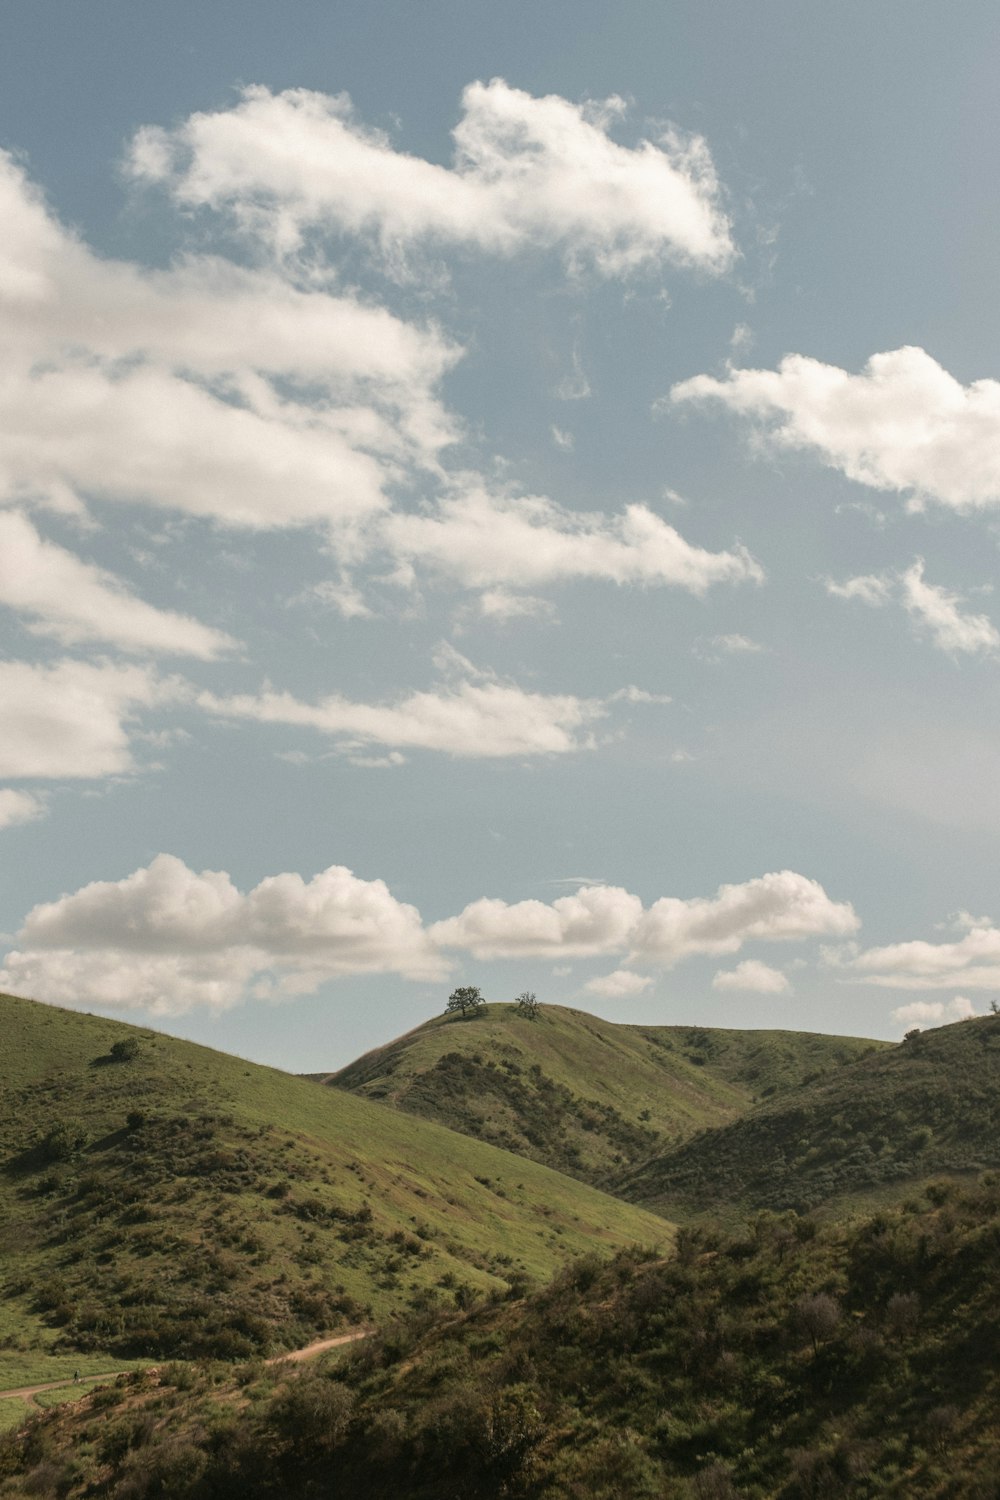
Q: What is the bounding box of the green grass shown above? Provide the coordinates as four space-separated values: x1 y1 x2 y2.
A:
0 1400 31 1434
327 1003 885 1190
0 993 670 1365
620 1012 1000 1219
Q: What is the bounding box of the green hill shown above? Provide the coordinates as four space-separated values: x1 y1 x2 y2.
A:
0 994 669 1374
326 1003 884 1189
6 1175 1000 1498
619 1013 1000 1220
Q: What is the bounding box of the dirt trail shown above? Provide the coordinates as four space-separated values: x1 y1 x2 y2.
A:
267 1327 372 1363
0 1325 372 1406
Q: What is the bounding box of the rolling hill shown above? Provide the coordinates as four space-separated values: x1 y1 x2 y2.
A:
325 1003 885 1190
618 1012 1000 1220
0 993 670 1375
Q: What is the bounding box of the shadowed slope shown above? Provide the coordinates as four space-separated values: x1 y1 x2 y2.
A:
618 1013 1000 1219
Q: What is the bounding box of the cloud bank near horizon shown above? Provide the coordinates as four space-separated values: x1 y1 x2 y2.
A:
0 856 856 1015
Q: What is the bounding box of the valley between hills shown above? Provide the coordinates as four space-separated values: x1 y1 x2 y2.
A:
2 993 1000 1497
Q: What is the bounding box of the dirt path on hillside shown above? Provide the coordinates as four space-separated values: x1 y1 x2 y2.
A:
267 1327 372 1363
0 1373 126 1405
0 1326 373 1406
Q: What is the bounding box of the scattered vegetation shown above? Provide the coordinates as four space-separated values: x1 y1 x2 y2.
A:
620 1013 1000 1220
328 1004 885 1191
4 1176 1000 1496
0 994 668 1374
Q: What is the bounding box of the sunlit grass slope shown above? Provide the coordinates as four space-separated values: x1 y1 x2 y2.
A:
326 1003 884 1189
0 994 670 1369
620 1013 1000 1220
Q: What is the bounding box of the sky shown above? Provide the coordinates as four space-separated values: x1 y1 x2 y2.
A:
2 0 1000 1070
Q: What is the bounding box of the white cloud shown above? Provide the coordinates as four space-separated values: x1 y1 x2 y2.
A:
477 589 557 624
826 574 893 607
550 426 574 451
850 922 1000 990
712 959 790 993
128 80 735 278
583 968 653 998
0 852 445 1014
0 511 235 657
432 869 856 963
0 788 46 829
694 632 765 661
671 346 1000 512
827 559 999 655
0 659 181 779
198 653 605 759
899 562 999 654
384 489 762 596
432 885 645 959
1 859 857 1015
891 996 977 1029
0 149 458 539
631 870 858 964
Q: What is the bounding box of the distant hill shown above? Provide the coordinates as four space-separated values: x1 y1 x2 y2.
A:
619 1013 1000 1219
325 1003 884 1190
9 1175 1000 1498
0 994 669 1365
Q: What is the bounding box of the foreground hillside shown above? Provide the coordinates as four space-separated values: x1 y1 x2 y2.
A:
620 1013 1000 1219
5 1176 999 1498
326 1004 883 1189
0 995 669 1369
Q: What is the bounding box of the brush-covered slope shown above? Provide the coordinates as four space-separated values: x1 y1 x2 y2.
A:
620 1013 1000 1219
326 1003 884 1188
8 1176 1000 1499
0 994 669 1366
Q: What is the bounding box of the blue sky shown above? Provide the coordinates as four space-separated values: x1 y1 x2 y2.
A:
2 1 1000 1069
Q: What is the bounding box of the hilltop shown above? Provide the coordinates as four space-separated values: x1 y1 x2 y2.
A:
326 1003 884 1190
0 994 669 1371
619 1012 1000 1220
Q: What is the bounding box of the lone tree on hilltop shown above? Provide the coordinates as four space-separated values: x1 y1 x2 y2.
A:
514 991 540 1019
446 986 486 1019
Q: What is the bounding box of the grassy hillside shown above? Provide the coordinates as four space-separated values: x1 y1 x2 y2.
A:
327 1003 884 1189
0 994 669 1372
620 1013 1000 1220
6 1175 1000 1498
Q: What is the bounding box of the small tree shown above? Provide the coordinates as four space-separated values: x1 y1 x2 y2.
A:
514 991 540 1020
109 1037 141 1063
446 986 486 1019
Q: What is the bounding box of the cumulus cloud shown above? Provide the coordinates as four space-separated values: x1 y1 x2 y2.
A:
432 869 856 963
827 559 1000 655
712 959 790 993
0 149 458 539
383 489 762 596
0 852 445 1014
891 996 976 1029
583 968 653 998
2 858 857 1014
671 346 1000 512
128 80 735 277
0 511 235 657
0 788 46 829
631 871 858 964
198 652 605 760
0 659 182 779
849 922 1000 990
432 885 645 959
